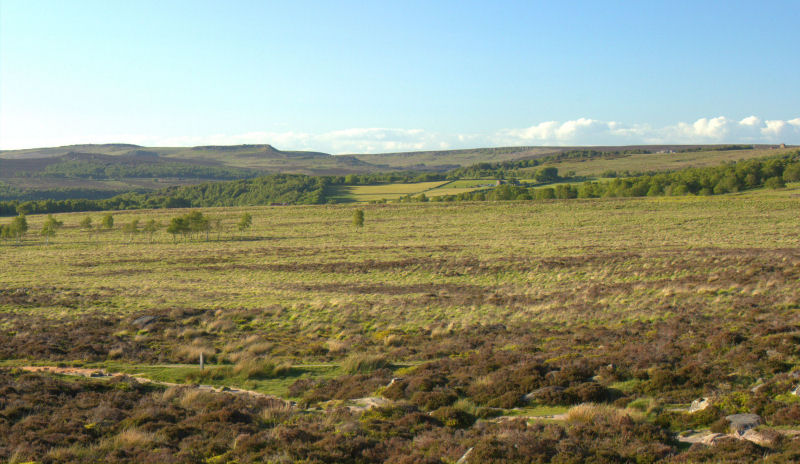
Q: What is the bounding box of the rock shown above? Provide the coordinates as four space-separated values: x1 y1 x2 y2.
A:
348 396 390 412
750 377 766 394
750 383 767 394
689 397 711 413
387 377 403 387
791 384 800 396
700 433 728 446
132 315 159 327
456 447 473 464
742 428 781 448
725 414 762 435
523 386 564 403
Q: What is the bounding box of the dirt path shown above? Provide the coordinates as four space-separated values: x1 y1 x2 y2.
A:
19 365 288 402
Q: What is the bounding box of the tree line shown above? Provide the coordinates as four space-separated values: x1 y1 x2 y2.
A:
1 151 797 216
409 153 800 203
0 211 257 245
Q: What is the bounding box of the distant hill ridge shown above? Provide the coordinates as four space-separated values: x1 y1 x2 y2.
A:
1 143 792 175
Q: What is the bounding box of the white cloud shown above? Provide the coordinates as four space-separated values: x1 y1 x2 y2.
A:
739 115 761 126
494 116 800 147
2 116 798 153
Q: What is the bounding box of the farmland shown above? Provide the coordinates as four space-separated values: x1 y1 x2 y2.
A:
2 184 800 462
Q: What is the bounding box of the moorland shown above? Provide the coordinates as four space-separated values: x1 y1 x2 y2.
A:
1 145 800 463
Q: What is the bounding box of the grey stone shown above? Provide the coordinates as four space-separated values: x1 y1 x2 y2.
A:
456 447 473 464
742 428 781 448
689 397 711 413
700 433 728 446
725 414 762 435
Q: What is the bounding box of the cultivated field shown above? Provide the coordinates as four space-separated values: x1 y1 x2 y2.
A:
2 186 800 462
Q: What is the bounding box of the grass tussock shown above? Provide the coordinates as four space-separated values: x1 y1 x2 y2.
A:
565 403 643 424
233 357 292 379
341 353 390 374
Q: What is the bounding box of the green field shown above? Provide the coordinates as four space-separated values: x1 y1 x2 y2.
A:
327 180 450 201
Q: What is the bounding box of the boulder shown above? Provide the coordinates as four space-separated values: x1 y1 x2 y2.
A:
791 384 800 396
689 397 711 413
742 428 781 448
725 413 762 435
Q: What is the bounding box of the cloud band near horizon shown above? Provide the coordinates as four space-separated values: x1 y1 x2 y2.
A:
2 116 798 154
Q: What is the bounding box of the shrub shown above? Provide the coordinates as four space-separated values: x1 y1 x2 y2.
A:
765 176 786 189
430 406 475 428
410 389 458 411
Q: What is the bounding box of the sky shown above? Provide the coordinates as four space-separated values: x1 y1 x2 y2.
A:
1 0 798 153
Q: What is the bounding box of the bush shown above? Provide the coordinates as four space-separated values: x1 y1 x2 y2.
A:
765 176 786 189
410 389 458 411
430 406 475 428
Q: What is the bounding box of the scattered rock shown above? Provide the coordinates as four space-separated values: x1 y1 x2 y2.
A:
742 428 781 448
689 397 711 413
348 396 390 412
725 414 762 435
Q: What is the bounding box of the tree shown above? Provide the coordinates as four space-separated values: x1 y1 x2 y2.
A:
167 217 189 242
0 224 11 242
534 167 559 183
10 214 28 243
40 214 63 245
186 211 210 240
79 216 93 231
122 219 140 242
143 219 159 243
238 212 252 234
101 213 114 230
214 218 223 241
353 209 364 228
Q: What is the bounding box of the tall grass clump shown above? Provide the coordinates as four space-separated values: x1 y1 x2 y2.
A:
233 358 292 379
342 353 390 374
565 402 642 424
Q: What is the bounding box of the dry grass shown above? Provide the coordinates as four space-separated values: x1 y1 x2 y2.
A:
565 403 644 424
341 353 390 374
233 357 292 379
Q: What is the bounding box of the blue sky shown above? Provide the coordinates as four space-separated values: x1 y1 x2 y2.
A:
1 0 798 152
